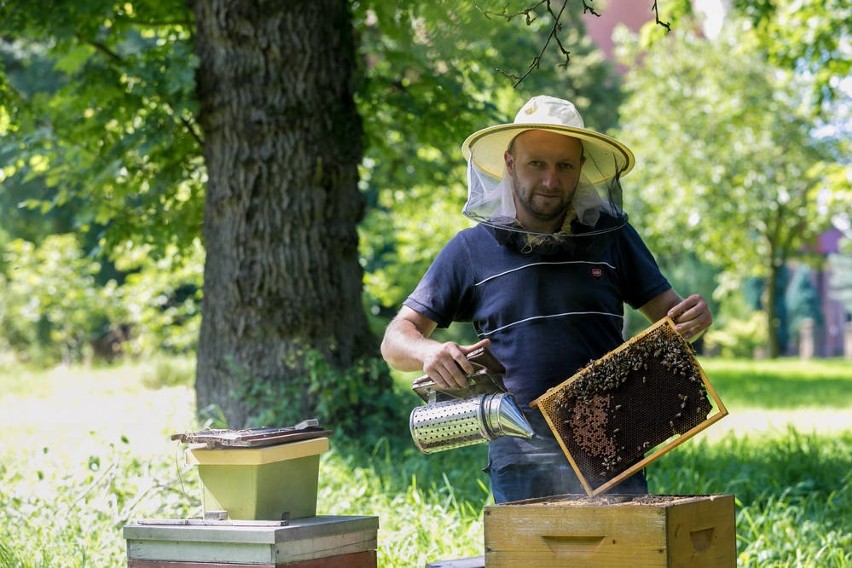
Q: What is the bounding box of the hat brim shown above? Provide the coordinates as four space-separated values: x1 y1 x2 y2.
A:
461 123 635 184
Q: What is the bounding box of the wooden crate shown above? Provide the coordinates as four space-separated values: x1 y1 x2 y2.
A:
484 494 735 567
124 515 377 566
531 318 727 496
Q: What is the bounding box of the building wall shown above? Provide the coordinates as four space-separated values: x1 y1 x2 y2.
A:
583 0 652 63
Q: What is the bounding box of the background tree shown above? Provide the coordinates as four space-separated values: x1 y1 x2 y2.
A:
0 0 204 363
0 234 126 364
192 0 393 429
615 16 845 357
0 0 626 428
729 0 851 114
0 1 203 254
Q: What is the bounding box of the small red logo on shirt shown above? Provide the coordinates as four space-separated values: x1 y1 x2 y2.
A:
591 267 603 280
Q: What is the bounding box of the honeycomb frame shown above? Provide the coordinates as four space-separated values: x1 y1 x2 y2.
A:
531 317 727 496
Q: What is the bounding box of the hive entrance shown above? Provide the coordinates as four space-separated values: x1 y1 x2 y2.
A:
532 317 727 496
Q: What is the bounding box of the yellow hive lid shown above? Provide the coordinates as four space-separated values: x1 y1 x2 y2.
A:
186 436 329 466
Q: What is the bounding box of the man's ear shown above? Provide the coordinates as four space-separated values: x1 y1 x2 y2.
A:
504 150 515 175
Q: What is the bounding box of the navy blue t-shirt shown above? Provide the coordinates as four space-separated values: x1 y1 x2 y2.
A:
404 221 670 409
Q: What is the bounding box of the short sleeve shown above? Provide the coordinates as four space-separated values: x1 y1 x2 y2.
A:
616 223 671 309
403 232 477 328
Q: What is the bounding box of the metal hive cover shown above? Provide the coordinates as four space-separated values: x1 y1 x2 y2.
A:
531 317 727 496
171 420 331 449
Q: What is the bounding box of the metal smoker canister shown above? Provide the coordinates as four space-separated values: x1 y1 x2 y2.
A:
410 392 534 454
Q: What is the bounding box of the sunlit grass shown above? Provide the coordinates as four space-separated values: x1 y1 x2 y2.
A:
700 357 852 409
701 357 852 380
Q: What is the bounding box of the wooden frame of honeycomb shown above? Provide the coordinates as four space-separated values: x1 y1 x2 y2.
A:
531 317 728 496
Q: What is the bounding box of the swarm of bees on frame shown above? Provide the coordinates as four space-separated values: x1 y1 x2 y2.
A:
545 323 713 480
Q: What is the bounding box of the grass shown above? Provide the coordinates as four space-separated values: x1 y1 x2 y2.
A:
701 357 852 409
0 356 849 567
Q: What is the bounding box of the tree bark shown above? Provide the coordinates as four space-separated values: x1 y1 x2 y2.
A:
766 259 781 358
193 0 373 427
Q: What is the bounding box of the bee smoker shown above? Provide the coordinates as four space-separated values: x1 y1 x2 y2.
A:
409 347 534 454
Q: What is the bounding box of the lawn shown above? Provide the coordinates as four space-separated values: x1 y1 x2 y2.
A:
0 355 849 567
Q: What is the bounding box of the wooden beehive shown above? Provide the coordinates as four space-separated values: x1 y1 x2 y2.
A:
484 493 736 567
531 317 727 496
123 515 379 567
186 437 329 520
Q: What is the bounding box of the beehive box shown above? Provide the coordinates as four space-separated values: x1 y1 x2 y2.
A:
484 494 736 567
186 437 329 520
531 318 727 495
123 515 379 567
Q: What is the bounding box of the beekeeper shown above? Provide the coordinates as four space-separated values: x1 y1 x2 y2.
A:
380 95 712 502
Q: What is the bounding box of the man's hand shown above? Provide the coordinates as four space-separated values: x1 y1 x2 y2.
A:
640 290 713 342
422 338 492 389
667 293 712 341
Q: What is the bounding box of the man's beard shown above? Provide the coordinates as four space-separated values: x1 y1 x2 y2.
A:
511 175 578 230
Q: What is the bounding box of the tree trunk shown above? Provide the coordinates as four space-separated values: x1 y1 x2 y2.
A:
193 0 373 427
766 259 782 358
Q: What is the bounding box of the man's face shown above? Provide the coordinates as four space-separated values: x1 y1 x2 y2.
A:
505 130 585 233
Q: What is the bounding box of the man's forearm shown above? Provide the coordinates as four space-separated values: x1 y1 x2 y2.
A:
380 316 436 372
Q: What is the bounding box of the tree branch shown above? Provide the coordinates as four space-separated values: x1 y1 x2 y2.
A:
75 35 204 147
80 36 124 63
481 1 673 86
581 1 601 17
483 0 573 87
652 1 671 32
